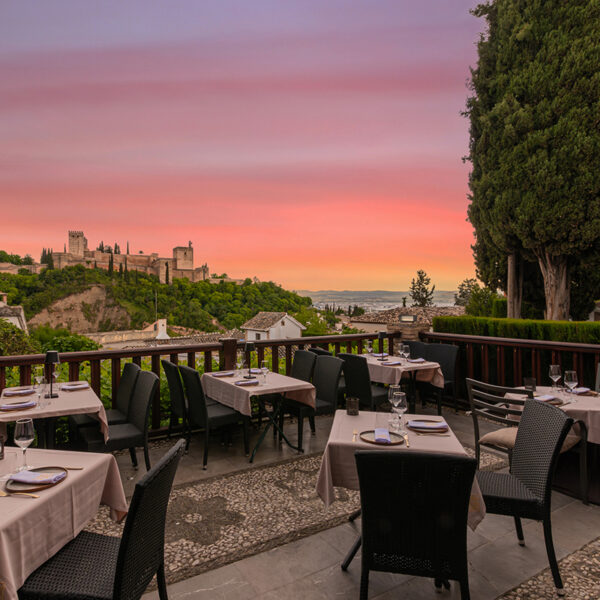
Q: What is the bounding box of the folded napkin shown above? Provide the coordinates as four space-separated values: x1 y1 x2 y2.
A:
572 387 590 395
250 368 262 374
381 360 402 366
407 419 448 430
407 357 426 363
61 382 90 390
0 400 37 410
374 428 391 444
372 353 389 358
211 371 235 378
3 387 35 397
235 379 259 386
9 470 67 485
536 394 559 402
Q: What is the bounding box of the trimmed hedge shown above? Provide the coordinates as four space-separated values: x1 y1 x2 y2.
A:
432 316 600 345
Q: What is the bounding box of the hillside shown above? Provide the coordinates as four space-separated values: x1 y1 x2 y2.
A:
1 265 312 332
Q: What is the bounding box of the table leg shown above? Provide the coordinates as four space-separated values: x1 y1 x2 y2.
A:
341 535 362 571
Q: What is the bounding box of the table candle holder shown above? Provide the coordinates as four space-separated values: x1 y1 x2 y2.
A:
244 341 256 379
346 397 359 416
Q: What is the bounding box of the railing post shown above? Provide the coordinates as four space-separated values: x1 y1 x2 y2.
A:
285 345 292 375
151 354 161 430
90 359 101 397
220 338 238 371
187 352 195 368
203 351 212 372
0 366 5 392
68 361 80 382
20 365 31 387
466 344 474 378
132 356 142 367
481 345 489 382
169 353 178 364
271 345 279 373
111 358 121 407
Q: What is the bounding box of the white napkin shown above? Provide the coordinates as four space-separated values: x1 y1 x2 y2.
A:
235 379 259 386
572 387 590 395
408 419 448 430
3 387 35 397
373 353 389 358
0 399 37 410
536 394 558 402
61 382 90 390
211 371 234 378
407 358 426 363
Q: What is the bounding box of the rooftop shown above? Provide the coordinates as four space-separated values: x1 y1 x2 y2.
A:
351 305 465 325
241 312 288 331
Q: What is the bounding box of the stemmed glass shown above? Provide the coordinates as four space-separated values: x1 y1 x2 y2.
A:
14 418 35 472
366 341 373 356
392 392 408 434
401 344 410 362
564 371 578 395
549 365 561 390
260 360 269 384
236 355 243 375
388 385 402 430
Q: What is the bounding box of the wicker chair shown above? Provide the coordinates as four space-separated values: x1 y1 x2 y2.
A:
70 362 140 430
79 370 158 470
290 349 317 382
178 365 248 467
308 346 346 402
404 340 427 359
161 360 188 441
422 343 459 414
467 378 588 503
337 353 388 411
308 347 332 356
477 399 573 595
355 450 476 600
18 439 186 600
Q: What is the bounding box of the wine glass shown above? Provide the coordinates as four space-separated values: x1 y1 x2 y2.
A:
564 371 578 394
260 360 269 384
14 418 35 471
549 365 561 389
402 344 410 362
35 376 47 409
392 392 408 433
236 355 243 375
366 340 373 356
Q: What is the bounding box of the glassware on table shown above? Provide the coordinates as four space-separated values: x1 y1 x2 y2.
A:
260 360 269 384
549 365 561 389
236 356 244 376
366 341 373 355
14 418 35 471
402 344 410 362
35 376 47 409
564 371 578 394
392 392 408 434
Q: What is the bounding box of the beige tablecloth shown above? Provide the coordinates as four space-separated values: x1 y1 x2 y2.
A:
0 447 127 600
201 371 315 417
361 354 445 388
505 386 600 444
0 383 109 442
316 410 485 530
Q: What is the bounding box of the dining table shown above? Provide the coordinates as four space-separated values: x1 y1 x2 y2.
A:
0 382 109 448
316 409 486 570
0 446 127 600
201 370 316 462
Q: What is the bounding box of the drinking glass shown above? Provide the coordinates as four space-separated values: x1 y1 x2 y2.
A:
260 360 269 384
388 385 402 412
366 341 373 356
392 392 408 433
402 344 410 362
14 418 35 471
564 371 578 394
236 356 243 375
549 365 561 389
35 376 47 409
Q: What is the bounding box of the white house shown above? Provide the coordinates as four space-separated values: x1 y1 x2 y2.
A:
241 312 305 341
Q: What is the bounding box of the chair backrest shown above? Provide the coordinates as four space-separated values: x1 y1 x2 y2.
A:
113 438 185 600
405 340 427 359
466 378 525 461
178 365 209 428
308 346 332 356
356 450 476 581
161 359 187 420
512 399 573 503
128 371 159 435
425 343 458 384
338 353 373 409
290 350 316 382
116 362 140 416
312 355 343 408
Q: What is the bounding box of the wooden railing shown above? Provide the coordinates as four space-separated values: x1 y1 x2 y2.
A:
0 332 402 435
421 331 600 402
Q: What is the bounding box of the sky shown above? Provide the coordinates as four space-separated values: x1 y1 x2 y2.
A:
1 1 484 291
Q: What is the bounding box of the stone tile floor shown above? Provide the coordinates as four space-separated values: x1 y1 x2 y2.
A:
130 406 600 599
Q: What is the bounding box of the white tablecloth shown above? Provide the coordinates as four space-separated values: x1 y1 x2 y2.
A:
361 354 445 388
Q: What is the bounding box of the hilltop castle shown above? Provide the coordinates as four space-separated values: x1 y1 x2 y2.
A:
51 231 210 284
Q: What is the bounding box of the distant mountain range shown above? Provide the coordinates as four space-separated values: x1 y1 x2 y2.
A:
296 290 457 311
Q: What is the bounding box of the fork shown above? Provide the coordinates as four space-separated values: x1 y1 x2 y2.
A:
0 489 39 498
352 429 358 442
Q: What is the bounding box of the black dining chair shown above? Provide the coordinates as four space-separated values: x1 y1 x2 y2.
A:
337 353 388 411
161 360 188 441
307 346 346 402
18 439 186 600
78 370 159 471
476 399 573 596
178 365 248 468
404 340 428 359
423 343 459 414
308 346 332 356
70 362 140 430
355 450 476 600
467 378 588 503
290 349 317 382
280 355 343 452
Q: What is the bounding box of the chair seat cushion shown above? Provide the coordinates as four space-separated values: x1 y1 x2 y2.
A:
480 427 518 450
206 402 242 428
71 409 127 429
79 423 143 453
19 530 119 600
477 470 541 518
561 433 582 453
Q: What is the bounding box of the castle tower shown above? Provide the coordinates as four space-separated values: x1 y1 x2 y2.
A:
173 244 193 271
68 231 88 257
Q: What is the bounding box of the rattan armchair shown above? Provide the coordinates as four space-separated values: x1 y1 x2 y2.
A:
18 439 186 600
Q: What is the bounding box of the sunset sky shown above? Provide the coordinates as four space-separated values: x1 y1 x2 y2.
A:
1 1 484 291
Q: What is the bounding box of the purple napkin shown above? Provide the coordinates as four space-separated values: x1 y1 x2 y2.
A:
372 353 389 358
3 388 35 397
573 387 590 395
9 470 66 485
407 358 426 363
211 371 235 378
61 382 90 391
537 394 558 402
408 420 448 430
381 360 402 366
0 400 37 410
235 379 259 386
374 428 391 443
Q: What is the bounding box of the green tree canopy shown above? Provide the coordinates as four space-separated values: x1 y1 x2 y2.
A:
0 321 40 355
409 270 435 307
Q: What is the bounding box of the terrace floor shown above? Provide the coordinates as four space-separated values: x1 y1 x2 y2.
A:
122 407 600 600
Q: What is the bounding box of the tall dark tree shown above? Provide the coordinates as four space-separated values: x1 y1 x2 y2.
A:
108 252 114 276
165 262 170 285
466 0 600 320
409 270 435 307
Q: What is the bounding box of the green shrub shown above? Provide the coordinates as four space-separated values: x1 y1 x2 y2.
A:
433 316 600 344
491 298 507 318
0 321 40 355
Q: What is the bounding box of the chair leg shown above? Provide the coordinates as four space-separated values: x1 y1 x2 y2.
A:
459 577 471 600
128 447 138 469
543 516 564 594
243 417 250 456
359 566 369 600
297 414 304 453
579 441 588 505
144 443 151 471
157 562 169 600
309 414 316 435
514 516 525 546
203 426 210 470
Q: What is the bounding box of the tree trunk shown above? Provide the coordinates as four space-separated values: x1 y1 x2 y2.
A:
537 252 570 320
506 253 523 318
